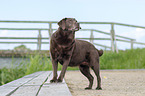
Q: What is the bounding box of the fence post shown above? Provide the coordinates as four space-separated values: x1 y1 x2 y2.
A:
37 30 42 51
110 24 118 53
131 39 134 49
110 24 115 52
114 30 118 53
90 30 94 44
105 47 107 51
48 23 52 40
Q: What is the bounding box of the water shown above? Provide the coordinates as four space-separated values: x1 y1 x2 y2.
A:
0 58 29 69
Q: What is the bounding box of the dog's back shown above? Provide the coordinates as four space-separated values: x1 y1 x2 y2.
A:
74 39 103 56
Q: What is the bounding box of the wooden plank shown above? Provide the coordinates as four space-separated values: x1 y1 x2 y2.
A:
0 71 43 96
0 42 49 44
0 86 18 96
11 86 40 96
38 83 72 96
93 29 135 40
25 71 51 86
38 71 72 96
0 37 49 39
11 71 51 96
114 22 145 29
2 71 43 87
44 70 54 84
0 28 49 30
44 71 65 84
23 71 44 78
0 20 57 23
76 37 111 40
0 71 71 96
93 43 111 49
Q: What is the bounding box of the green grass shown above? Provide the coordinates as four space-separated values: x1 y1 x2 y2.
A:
0 54 78 85
0 48 145 85
100 48 145 69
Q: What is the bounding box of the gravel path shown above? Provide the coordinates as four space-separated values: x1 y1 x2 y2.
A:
65 70 145 96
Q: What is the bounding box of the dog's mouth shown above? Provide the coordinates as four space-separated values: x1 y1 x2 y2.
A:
74 26 81 31
69 27 81 32
75 23 81 31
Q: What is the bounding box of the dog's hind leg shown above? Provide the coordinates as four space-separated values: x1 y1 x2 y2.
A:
91 63 102 90
90 51 102 90
79 65 94 90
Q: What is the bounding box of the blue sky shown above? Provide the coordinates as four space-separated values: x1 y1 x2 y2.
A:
0 0 145 50
0 0 145 24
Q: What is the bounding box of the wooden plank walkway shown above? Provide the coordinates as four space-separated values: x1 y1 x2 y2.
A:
0 71 72 96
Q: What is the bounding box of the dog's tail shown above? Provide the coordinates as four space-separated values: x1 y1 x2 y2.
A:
98 49 103 57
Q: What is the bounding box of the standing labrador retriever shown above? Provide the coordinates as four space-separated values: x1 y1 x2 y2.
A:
50 18 103 90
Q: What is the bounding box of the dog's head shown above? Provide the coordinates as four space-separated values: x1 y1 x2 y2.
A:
58 18 81 32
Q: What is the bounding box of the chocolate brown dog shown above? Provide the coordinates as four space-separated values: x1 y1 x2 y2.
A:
50 18 103 90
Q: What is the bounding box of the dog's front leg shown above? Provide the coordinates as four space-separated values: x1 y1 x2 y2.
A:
57 58 71 82
50 59 58 83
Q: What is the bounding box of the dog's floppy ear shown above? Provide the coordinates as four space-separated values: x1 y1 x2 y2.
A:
58 18 67 30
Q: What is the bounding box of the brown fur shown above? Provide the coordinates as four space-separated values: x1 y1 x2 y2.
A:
50 18 103 90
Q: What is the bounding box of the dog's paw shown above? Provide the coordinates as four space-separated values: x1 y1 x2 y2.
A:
96 87 102 90
85 87 92 90
57 79 63 82
50 79 57 83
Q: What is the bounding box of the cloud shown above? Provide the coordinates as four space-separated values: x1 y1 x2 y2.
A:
119 28 145 42
136 28 143 31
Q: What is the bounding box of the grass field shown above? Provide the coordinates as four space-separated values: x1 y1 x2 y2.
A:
100 48 145 69
0 48 145 85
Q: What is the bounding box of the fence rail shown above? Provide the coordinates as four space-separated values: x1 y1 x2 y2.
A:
0 20 145 52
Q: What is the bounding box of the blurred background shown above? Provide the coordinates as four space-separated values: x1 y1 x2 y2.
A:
0 0 145 50
0 0 145 86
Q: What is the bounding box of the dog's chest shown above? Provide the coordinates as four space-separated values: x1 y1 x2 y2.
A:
54 44 73 63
